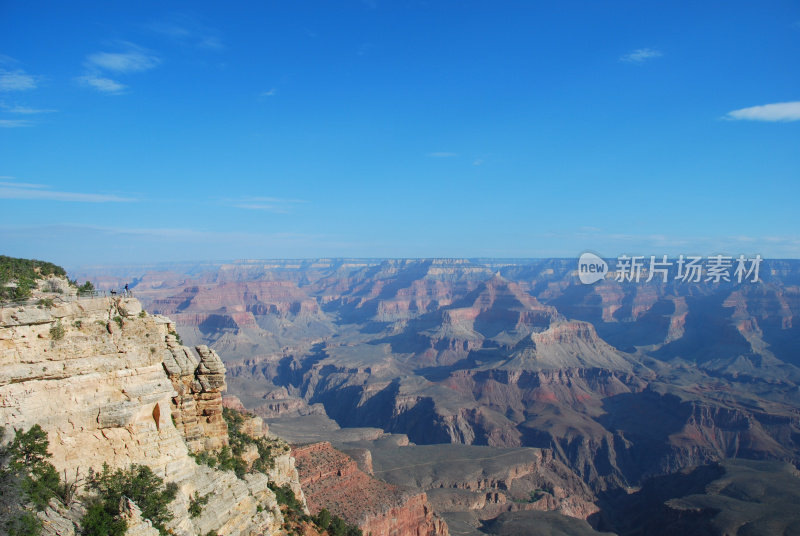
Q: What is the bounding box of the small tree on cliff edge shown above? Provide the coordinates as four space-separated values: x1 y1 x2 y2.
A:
83 463 178 536
0 424 63 536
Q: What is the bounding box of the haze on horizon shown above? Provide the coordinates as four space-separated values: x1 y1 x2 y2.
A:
1 1 798 267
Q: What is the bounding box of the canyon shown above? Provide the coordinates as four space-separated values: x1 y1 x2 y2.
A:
0 275 446 536
68 257 800 535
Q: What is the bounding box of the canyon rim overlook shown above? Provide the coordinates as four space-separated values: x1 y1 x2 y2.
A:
2 1 799 535
3 255 800 535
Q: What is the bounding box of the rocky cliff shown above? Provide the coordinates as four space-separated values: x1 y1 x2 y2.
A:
292 441 448 536
0 294 305 535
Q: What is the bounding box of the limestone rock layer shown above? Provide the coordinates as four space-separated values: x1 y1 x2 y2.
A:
0 296 303 536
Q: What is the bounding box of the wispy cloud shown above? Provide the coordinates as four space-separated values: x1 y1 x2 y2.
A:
260 88 277 97
0 102 55 114
428 152 458 158
0 179 135 202
0 178 46 188
77 75 127 94
0 119 34 128
0 223 350 265
537 228 800 258
0 69 38 91
229 196 308 214
724 101 800 122
86 47 160 73
197 36 223 50
148 15 224 50
472 158 484 166
620 48 663 64
79 43 158 94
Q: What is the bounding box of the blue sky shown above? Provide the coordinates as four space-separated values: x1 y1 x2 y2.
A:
1 1 799 267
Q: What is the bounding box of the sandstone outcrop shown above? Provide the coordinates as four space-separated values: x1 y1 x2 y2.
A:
0 295 305 535
162 331 229 452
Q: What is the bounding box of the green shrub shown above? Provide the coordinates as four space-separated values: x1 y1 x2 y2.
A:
0 425 61 536
5 511 41 536
113 316 123 328
37 298 54 308
7 425 61 510
312 508 362 536
0 256 66 303
268 483 307 521
168 329 183 345
313 508 332 529
222 407 279 475
188 491 210 518
80 501 127 536
73 320 82 329
188 450 218 469
12 281 32 302
215 446 247 478
83 464 177 536
77 281 94 294
49 321 65 341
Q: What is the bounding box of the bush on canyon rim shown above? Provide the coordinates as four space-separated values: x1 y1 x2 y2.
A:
1 424 64 535
83 463 178 536
221 407 281 476
0 255 66 303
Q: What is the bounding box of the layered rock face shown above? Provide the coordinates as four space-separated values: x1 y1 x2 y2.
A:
162 334 229 452
363 444 598 524
0 295 304 536
293 442 448 536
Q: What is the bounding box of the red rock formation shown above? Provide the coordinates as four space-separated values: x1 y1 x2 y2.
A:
293 442 448 536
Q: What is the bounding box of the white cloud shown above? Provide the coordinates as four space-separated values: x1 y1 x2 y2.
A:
197 36 224 50
148 21 191 39
78 75 127 94
147 13 225 50
0 69 37 91
230 196 307 213
260 88 277 97
247 196 307 204
86 49 160 73
725 101 800 122
0 119 33 128
234 204 291 213
148 15 224 50
472 159 484 166
79 43 159 94
0 179 46 188
428 152 458 158
0 180 135 202
620 48 663 64
0 103 55 114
